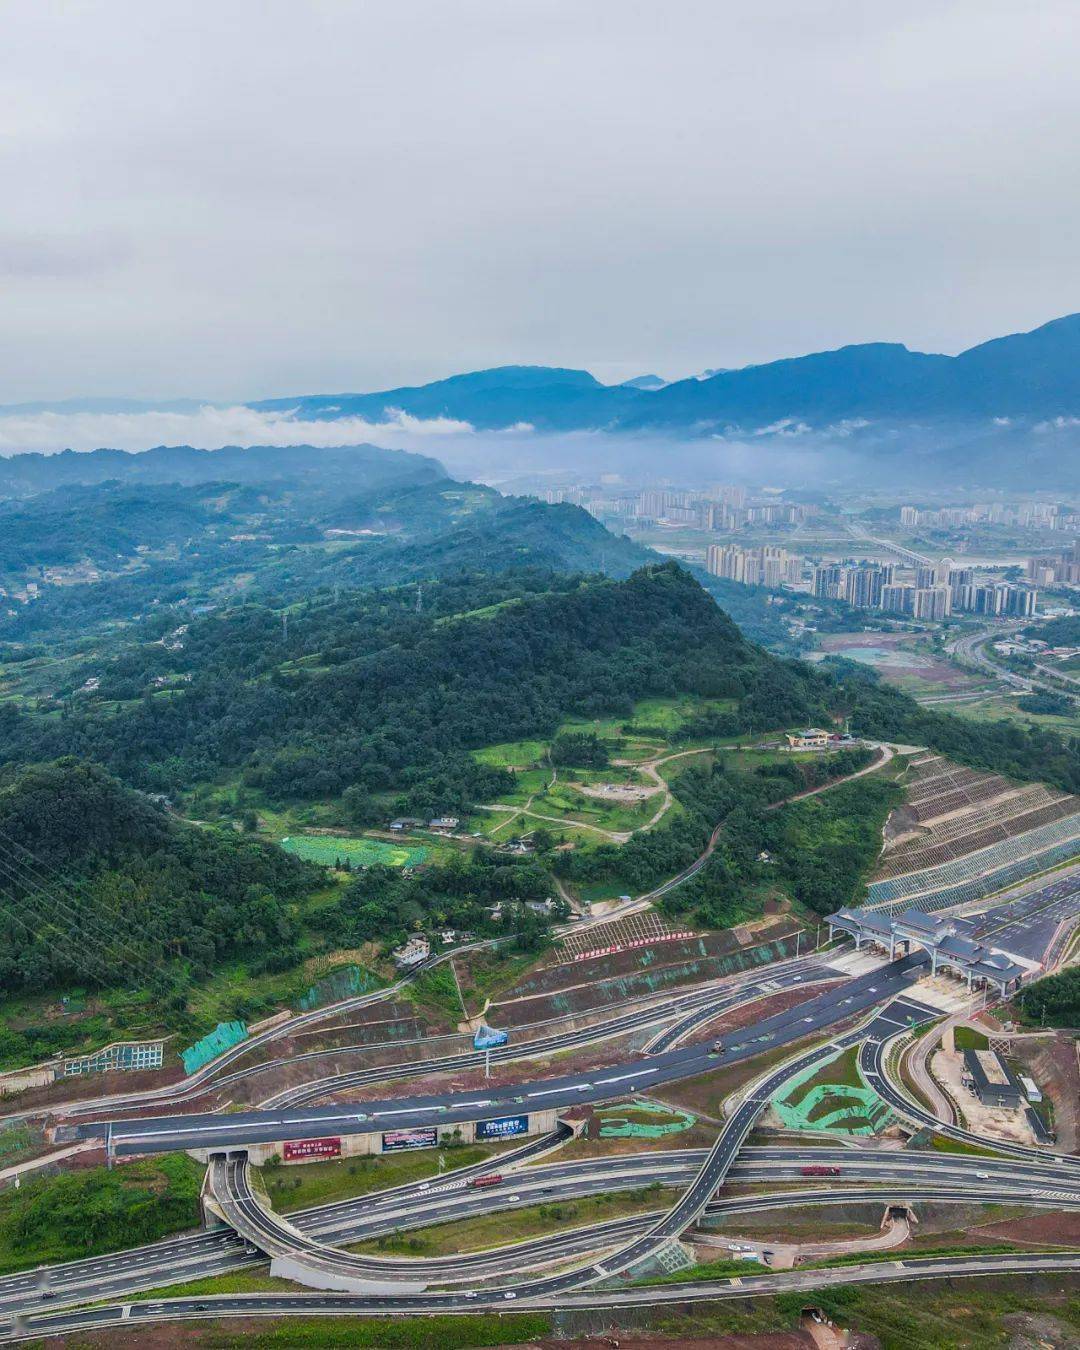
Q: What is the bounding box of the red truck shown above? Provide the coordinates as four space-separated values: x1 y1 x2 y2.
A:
800 1165 841 1177
467 1173 504 1189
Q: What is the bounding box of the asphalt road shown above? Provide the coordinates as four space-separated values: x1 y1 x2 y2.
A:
69 874 1077 1156
965 874 1080 963
7 1251 1077 1341
862 1031 1080 1171
4 1143 1076 1318
75 957 928 1156
262 958 838 1108
203 994 940 1296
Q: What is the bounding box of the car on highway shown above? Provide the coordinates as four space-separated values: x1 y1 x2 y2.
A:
504 1291 517 1299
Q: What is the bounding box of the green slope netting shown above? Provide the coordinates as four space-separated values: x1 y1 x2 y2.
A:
770 1048 893 1136
180 1019 248 1075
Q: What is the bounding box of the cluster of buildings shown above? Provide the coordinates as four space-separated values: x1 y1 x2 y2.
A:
813 561 1037 619
388 815 460 833
538 483 810 533
1027 542 1080 589
705 543 802 587
784 728 858 750
900 502 1080 532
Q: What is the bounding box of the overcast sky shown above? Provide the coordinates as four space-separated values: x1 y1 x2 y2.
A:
1 0 1078 404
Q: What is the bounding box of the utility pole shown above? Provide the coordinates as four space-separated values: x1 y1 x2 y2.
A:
416 583 423 614
282 613 288 644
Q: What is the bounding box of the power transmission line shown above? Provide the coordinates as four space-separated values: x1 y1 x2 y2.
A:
0 861 136 986
0 876 115 986
0 831 153 968
0 834 155 985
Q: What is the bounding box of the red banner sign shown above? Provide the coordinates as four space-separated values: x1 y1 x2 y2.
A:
283 1136 341 1161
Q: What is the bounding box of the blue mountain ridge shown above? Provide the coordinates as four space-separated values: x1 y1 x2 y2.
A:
245 313 1080 432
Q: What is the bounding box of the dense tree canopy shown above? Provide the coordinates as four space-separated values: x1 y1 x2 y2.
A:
0 564 778 814
0 760 319 996
1017 967 1080 1027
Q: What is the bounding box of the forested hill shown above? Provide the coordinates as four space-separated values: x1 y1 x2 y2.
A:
0 760 319 998
0 469 652 644
0 564 790 813
0 442 446 499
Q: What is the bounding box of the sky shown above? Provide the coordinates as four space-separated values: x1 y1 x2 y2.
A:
0 0 1078 412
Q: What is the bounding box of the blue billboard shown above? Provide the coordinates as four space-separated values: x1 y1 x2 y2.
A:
475 1113 529 1142
473 1024 509 1051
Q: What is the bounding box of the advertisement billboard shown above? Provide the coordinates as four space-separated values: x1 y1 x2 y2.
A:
283 1136 341 1162
473 1024 509 1051
475 1113 529 1142
382 1126 438 1153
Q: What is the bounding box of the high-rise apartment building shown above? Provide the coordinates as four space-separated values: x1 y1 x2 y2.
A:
813 565 845 600
881 584 914 614
913 586 951 621
707 543 800 589
844 566 884 610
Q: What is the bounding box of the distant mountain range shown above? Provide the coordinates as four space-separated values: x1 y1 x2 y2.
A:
246 313 1080 433
0 314 1077 489
0 442 446 498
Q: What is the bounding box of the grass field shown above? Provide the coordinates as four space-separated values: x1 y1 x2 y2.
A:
472 739 548 768
351 1183 674 1257
279 835 429 867
949 690 1080 740
257 1144 499 1212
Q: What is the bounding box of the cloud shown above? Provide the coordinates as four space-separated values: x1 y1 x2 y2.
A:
1034 416 1080 432
1 3 1079 400
752 418 813 437
0 232 132 279
0 405 474 456
826 418 871 436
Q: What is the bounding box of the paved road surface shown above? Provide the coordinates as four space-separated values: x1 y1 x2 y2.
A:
7 1251 1077 1341
72 958 927 1155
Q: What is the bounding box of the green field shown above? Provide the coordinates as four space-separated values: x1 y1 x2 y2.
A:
949 690 1080 741
472 739 548 768
280 835 429 867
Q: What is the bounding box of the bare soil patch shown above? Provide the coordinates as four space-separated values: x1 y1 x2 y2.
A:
969 1210 1080 1247
577 782 661 802
1010 1031 1080 1154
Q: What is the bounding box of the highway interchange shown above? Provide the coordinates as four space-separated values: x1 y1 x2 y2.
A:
3 867 1078 1340
4 1143 1078 1318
